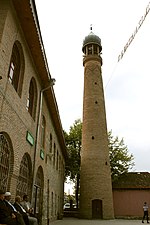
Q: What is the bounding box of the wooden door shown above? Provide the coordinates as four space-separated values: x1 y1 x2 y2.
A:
92 199 103 219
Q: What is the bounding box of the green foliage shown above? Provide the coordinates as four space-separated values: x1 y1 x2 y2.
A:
65 120 135 183
64 193 75 204
64 119 82 181
108 130 135 182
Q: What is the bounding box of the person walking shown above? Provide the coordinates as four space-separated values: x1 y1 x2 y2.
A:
142 202 149 223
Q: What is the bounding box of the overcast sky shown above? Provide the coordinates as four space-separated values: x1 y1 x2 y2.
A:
35 0 150 172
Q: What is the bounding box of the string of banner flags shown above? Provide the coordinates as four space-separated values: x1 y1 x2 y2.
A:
105 1 150 89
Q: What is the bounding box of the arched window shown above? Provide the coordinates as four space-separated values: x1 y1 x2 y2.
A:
0 133 13 191
41 115 46 148
26 77 37 119
33 166 44 223
51 192 54 216
49 133 52 153
53 143 56 167
16 153 32 197
56 150 59 170
8 41 25 97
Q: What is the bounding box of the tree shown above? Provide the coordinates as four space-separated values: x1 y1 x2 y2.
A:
64 119 82 208
64 119 82 179
64 120 135 205
108 130 135 182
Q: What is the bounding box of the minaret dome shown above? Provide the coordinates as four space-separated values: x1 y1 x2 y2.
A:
82 30 102 56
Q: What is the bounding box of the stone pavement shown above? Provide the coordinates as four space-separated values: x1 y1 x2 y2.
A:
50 218 144 225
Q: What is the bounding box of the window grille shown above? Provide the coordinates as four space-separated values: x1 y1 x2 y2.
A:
8 41 25 97
0 134 10 191
26 78 37 119
16 154 31 197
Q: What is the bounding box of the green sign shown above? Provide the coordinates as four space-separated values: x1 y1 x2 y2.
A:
26 131 34 146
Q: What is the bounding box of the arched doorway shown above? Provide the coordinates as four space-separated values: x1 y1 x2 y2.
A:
0 132 13 191
16 153 32 197
92 199 103 219
33 166 44 223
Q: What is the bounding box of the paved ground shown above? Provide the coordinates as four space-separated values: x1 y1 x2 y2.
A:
50 218 144 225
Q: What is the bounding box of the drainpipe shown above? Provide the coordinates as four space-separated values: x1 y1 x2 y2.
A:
32 78 55 201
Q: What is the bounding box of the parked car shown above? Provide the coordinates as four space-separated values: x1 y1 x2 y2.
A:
73 204 77 208
64 203 70 209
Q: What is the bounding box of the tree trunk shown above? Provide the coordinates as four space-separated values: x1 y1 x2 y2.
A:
76 174 80 209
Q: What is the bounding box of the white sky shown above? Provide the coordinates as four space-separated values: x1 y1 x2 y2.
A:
35 0 150 172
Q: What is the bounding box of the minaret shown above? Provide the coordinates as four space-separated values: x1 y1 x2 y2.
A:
80 27 114 219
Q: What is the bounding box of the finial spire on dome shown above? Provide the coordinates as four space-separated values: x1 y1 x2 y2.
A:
90 24 92 31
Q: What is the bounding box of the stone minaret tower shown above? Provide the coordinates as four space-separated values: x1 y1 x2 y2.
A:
80 28 114 219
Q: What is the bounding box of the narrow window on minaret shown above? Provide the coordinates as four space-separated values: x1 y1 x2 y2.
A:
88 45 92 55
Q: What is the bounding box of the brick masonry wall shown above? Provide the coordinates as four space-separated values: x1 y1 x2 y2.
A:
113 190 150 217
0 1 65 223
80 57 114 219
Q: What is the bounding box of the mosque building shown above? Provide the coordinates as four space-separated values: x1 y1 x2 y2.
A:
0 0 67 224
